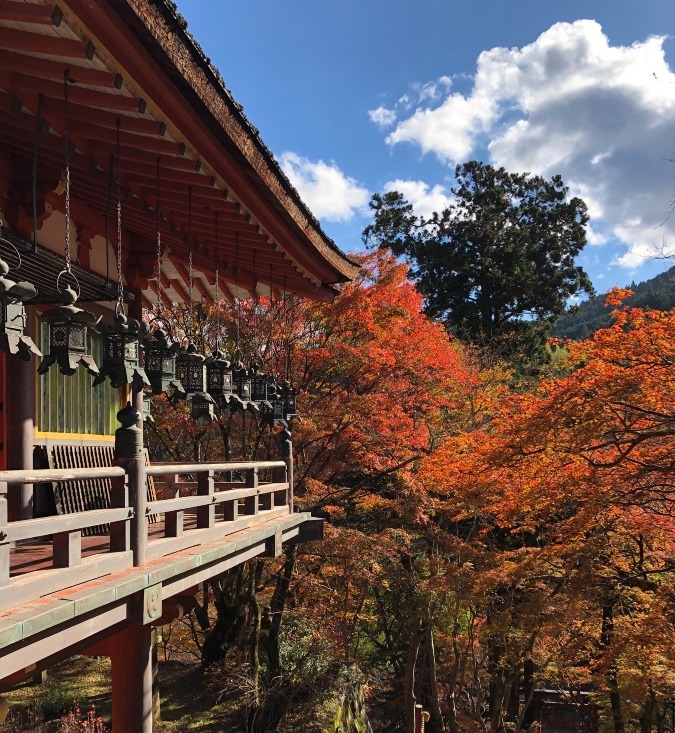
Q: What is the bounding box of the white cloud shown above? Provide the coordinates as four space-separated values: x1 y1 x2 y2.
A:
368 106 397 128
280 152 370 222
380 20 675 268
384 179 454 220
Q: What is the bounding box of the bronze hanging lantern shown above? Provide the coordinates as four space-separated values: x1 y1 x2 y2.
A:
233 360 251 401
250 362 269 402
190 391 217 421
0 253 41 360
260 378 279 425
144 327 184 396
38 283 100 376
94 313 151 390
94 119 151 392
176 342 207 395
230 359 259 413
282 381 298 422
269 380 286 424
142 391 154 424
206 349 242 410
176 344 217 421
39 71 99 377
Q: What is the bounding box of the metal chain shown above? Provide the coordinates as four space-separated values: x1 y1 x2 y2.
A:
188 187 193 337
214 211 220 350
156 157 162 313
115 119 124 315
252 249 257 344
63 70 71 274
235 231 240 354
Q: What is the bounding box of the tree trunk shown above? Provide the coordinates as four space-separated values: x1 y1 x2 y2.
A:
601 602 624 733
640 688 656 733
521 659 537 730
405 622 426 733
424 623 445 733
266 545 296 681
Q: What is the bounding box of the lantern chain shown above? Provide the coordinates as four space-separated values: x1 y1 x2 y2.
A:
214 211 220 350
188 186 193 338
156 157 162 313
235 232 240 356
63 70 72 276
115 119 124 315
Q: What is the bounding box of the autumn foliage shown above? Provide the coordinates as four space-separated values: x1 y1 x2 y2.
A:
150 260 675 733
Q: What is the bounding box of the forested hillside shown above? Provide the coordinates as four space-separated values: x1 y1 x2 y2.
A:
552 265 675 339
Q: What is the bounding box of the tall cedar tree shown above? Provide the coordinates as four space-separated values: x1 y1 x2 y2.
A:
363 161 594 364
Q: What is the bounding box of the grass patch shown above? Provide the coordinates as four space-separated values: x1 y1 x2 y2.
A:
1 657 238 732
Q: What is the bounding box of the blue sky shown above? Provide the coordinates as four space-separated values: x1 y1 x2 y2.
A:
178 1 675 293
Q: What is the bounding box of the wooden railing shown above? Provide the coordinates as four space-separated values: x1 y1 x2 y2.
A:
0 458 290 613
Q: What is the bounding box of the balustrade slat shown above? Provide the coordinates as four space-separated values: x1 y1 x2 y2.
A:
6 507 133 542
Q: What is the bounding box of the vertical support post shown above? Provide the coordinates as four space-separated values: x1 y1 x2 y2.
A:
196 469 215 529
243 467 258 516
53 530 81 567
110 623 153 733
279 427 293 512
110 475 130 553
6 354 34 520
115 403 147 566
0 481 9 588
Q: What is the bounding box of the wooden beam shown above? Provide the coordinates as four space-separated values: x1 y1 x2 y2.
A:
41 98 164 136
0 29 89 58
0 51 120 88
69 122 175 155
87 141 197 172
123 168 214 191
169 278 191 306
0 2 61 25
193 277 211 300
10 73 143 114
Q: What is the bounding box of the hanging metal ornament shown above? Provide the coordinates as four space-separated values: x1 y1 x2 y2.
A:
249 361 273 418
94 120 151 392
179 343 217 418
205 213 238 411
144 326 184 396
259 377 279 425
281 380 298 422
142 391 154 424
144 158 183 397
207 349 239 407
0 244 41 360
175 189 216 420
38 70 100 378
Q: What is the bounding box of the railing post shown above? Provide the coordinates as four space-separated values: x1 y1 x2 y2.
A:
110 474 131 553
197 470 215 529
115 402 146 566
0 481 9 588
244 467 258 516
279 427 293 512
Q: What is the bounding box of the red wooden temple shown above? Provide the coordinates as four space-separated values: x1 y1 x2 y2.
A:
0 1 357 729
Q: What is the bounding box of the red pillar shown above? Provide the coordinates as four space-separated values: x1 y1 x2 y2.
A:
110 624 153 733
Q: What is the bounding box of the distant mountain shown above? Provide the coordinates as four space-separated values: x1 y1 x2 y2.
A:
551 265 675 340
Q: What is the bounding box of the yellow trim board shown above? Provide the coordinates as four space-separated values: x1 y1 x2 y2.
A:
35 431 115 442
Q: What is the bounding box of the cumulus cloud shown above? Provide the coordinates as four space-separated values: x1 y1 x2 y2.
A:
368 106 397 128
280 152 370 222
380 20 675 267
384 179 454 220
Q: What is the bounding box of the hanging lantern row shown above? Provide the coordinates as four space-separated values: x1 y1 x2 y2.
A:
24 71 299 427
